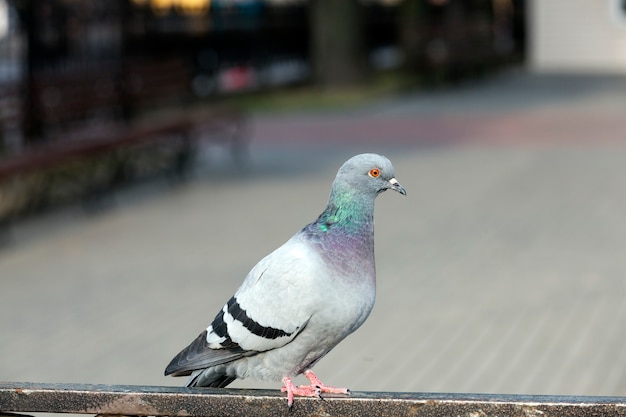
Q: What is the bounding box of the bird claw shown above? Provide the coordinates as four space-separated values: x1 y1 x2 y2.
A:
303 370 350 395
281 371 350 409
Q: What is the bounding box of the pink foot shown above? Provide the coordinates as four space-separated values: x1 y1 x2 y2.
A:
281 370 350 409
303 370 350 395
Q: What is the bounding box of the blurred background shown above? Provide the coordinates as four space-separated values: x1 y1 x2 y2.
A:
2 0 626 400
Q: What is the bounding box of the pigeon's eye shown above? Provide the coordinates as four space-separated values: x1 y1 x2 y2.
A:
369 168 380 178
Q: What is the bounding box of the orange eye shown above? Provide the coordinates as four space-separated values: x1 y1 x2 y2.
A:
369 168 380 178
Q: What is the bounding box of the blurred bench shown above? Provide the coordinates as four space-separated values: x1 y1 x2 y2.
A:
0 57 248 223
1 382 626 417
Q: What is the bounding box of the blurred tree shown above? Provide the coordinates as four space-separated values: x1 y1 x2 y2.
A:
308 0 367 86
399 0 426 75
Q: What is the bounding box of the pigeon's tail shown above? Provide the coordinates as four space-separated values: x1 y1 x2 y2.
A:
166 330 247 388
186 368 236 388
165 329 245 377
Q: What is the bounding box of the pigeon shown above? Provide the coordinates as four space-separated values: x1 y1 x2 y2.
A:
165 153 406 408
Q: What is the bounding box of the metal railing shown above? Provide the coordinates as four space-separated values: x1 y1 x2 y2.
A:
2 382 626 417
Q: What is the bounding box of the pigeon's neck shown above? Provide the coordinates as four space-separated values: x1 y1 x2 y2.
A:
302 186 377 279
315 188 375 236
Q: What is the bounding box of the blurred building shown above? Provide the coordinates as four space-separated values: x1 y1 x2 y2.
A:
528 0 626 73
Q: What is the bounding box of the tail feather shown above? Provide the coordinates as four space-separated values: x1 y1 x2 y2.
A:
186 368 236 388
165 330 244 377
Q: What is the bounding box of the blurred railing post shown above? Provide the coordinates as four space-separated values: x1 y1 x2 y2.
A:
14 1 43 143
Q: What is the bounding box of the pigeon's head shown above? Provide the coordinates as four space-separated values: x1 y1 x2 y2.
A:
335 153 407 197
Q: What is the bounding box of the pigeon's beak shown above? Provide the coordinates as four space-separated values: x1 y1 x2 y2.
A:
389 178 407 195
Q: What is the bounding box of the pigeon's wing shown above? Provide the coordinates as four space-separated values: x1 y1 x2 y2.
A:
165 237 317 376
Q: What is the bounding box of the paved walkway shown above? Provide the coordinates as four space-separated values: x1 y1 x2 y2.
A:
2 69 626 398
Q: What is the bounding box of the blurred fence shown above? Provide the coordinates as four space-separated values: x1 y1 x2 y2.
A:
0 0 524 150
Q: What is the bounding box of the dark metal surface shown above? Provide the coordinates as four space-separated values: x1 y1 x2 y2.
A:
1 382 626 417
